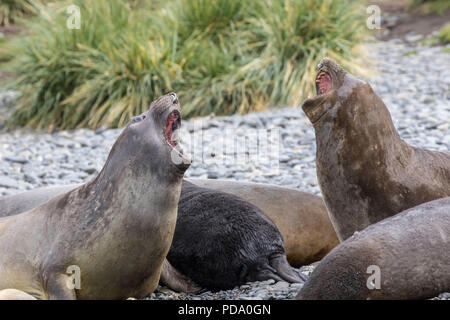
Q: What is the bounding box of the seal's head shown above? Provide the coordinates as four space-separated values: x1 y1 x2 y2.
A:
100 92 191 183
301 58 365 125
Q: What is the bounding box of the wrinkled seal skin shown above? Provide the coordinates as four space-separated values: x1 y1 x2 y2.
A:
302 58 450 241
0 93 191 300
167 180 304 290
0 179 338 267
295 197 450 300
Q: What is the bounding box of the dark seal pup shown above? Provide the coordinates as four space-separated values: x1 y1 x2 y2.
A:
302 58 450 241
0 179 339 267
295 197 450 300
0 93 191 299
168 180 305 290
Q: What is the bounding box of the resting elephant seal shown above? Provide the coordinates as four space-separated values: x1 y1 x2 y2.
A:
302 58 450 241
0 179 338 267
295 197 450 300
167 180 305 290
0 92 191 299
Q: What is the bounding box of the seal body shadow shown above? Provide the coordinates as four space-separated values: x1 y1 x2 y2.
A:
295 197 450 300
302 58 450 241
167 181 304 290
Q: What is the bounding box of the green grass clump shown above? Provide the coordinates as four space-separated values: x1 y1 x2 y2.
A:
402 50 418 56
437 23 450 44
409 0 450 14
3 0 370 130
0 0 45 26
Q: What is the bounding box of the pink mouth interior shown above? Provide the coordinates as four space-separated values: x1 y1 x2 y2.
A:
318 73 331 94
165 111 179 147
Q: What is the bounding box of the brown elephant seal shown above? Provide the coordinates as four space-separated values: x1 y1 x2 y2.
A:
0 92 192 299
295 197 450 300
1 179 338 267
302 58 450 241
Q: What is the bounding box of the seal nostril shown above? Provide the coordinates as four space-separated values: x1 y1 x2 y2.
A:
131 114 146 124
131 116 139 124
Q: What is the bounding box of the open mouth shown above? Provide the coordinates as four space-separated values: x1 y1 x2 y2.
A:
165 110 184 155
315 71 332 95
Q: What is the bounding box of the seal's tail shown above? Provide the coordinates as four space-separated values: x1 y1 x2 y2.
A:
248 254 307 284
269 254 307 283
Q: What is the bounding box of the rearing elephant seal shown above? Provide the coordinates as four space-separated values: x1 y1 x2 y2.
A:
295 197 450 300
302 58 450 241
0 92 191 299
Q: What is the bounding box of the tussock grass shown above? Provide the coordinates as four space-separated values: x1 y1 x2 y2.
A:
0 0 46 26
3 0 370 130
437 23 450 44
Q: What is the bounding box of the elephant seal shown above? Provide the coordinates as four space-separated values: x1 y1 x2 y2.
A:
302 58 450 241
295 197 450 300
167 180 305 290
0 92 191 299
1 179 338 267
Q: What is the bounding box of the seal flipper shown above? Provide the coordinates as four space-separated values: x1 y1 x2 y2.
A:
247 254 306 284
269 255 307 283
159 259 202 293
0 289 37 300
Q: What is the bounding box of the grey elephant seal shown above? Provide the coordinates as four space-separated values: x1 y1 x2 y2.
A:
302 58 450 241
0 179 338 268
0 92 191 299
295 197 450 300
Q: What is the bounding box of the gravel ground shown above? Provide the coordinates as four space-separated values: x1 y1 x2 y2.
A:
0 36 449 300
